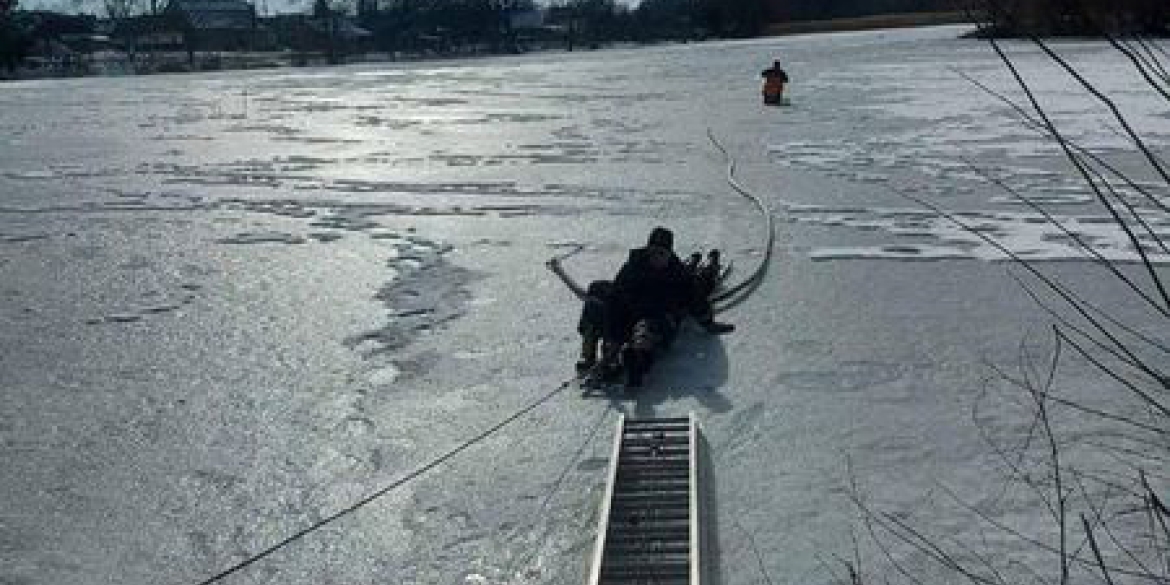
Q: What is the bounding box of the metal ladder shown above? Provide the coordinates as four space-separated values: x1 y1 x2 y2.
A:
587 414 701 585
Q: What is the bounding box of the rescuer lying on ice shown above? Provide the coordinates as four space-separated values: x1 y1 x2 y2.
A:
548 227 734 389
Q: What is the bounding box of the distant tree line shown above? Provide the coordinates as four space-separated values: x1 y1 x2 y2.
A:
974 0 1169 36
0 0 972 74
767 0 960 22
1 0 29 72
354 0 774 54
355 0 539 54
10 0 1165 76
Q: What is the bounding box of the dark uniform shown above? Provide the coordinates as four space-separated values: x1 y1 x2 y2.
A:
577 227 732 387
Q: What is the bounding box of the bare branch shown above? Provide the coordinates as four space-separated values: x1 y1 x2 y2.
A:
951 65 1170 221
987 36 1170 315
889 186 1168 395
1073 471 1157 577
1082 514 1118 585
1021 328 1070 585
1054 328 1170 419
933 481 1163 581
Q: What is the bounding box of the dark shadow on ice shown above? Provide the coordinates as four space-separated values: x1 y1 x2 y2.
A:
611 325 733 419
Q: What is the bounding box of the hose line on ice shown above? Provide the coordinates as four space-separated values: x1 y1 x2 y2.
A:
544 130 777 313
706 128 777 314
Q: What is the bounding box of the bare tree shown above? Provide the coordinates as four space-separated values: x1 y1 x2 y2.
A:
0 0 27 73
846 2 1169 584
104 0 146 20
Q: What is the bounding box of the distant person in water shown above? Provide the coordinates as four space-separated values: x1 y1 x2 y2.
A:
549 227 733 388
761 60 789 105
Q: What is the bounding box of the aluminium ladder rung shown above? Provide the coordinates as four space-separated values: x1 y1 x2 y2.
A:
617 468 690 477
602 562 690 577
587 413 702 585
607 542 691 554
603 560 690 572
618 456 688 465
621 445 691 454
608 527 690 539
623 427 690 435
613 494 689 505
614 484 690 494
625 416 690 425
616 474 690 483
610 511 691 522
623 423 690 431
622 438 689 445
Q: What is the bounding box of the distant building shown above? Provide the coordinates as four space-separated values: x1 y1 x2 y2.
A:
112 14 184 52
507 8 544 30
19 12 94 67
263 13 371 55
165 0 258 52
5 12 119 75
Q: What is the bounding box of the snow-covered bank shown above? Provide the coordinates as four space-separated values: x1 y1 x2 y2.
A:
1 24 1165 585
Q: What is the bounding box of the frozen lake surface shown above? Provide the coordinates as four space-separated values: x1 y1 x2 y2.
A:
2 25 1167 585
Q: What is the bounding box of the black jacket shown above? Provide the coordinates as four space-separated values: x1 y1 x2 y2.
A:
612 247 691 321
761 67 789 83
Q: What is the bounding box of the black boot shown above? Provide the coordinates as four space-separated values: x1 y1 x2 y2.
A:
596 341 622 382
575 335 599 374
701 319 735 335
622 346 647 389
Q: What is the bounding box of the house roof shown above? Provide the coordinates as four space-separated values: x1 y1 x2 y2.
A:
307 17 370 39
167 0 254 30
112 14 176 35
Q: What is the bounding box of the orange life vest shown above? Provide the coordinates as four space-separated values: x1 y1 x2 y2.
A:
762 76 785 97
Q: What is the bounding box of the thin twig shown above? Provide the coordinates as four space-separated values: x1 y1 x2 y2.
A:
950 66 1170 218
1020 35 1170 311
932 481 1161 581
1082 514 1118 585
1055 328 1170 420
1023 327 1070 585
983 33 1170 315
892 187 1170 412
1074 471 1156 578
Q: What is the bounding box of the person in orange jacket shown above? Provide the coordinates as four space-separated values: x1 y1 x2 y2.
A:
761 60 789 105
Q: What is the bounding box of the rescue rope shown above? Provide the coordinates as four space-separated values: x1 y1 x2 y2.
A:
191 378 574 585
706 128 777 313
191 133 775 585
504 402 614 581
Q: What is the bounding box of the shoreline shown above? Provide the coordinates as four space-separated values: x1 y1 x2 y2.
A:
760 11 973 37
1 14 976 82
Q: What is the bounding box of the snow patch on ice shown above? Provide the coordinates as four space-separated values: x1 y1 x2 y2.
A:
795 206 1170 264
810 246 973 262
368 364 401 386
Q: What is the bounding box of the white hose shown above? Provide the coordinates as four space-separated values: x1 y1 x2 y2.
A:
706 128 776 313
